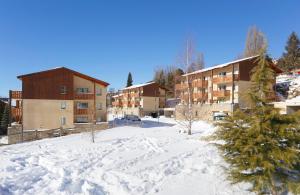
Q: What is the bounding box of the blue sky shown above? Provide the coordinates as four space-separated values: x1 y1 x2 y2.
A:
0 0 299 96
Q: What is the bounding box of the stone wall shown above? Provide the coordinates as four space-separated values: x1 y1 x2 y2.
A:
175 103 238 121
7 122 109 144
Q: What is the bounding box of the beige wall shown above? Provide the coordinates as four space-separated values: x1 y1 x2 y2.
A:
73 76 108 122
141 96 159 112
74 75 94 93
23 99 74 130
236 81 252 108
95 83 107 122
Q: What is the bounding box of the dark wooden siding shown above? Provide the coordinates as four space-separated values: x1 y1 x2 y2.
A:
22 69 74 100
238 58 259 81
143 83 160 97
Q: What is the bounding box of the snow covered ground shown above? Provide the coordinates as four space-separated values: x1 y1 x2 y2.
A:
0 117 253 195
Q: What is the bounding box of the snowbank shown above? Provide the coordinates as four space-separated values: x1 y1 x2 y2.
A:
0 117 253 195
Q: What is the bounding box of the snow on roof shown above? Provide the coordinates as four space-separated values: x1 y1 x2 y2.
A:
183 55 259 76
122 82 155 90
112 94 123 98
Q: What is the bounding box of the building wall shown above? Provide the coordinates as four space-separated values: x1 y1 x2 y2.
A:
23 99 74 130
142 96 159 112
21 68 74 100
175 103 236 121
95 83 107 122
237 81 252 108
73 75 95 93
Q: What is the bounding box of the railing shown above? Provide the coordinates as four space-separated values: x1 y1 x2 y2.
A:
175 83 188 90
213 90 231 98
12 107 22 122
192 93 208 99
10 91 22 99
192 80 208 88
213 75 239 83
74 109 89 115
74 93 94 100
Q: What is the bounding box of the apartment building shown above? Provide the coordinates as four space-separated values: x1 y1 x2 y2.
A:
112 82 166 117
175 56 282 121
9 67 109 130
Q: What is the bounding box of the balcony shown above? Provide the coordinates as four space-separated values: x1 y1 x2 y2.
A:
213 90 231 98
193 93 208 99
192 80 208 88
213 75 239 84
175 83 188 91
12 107 22 122
10 91 22 99
74 93 94 100
74 109 88 115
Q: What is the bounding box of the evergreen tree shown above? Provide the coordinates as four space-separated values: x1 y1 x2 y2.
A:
0 105 9 135
277 32 300 72
215 48 300 195
126 72 133 87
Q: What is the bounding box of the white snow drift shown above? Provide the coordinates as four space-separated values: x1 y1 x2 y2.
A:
0 117 253 195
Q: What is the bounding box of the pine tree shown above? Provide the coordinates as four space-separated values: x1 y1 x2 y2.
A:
277 32 300 72
215 48 300 195
126 72 133 87
0 105 9 135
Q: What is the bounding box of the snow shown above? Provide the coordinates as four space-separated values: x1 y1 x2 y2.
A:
0 117 253 195
123 82 155 90
0 136 8 145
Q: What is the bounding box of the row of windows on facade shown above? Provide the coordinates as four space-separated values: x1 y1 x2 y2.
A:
60 86 103 95
181 72 239 83
60 102 103 110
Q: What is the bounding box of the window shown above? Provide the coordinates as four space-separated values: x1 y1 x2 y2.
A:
61 101 67 109
218 85 226 91
77 102 88 109
76 88 89 94
60 117 66 126
219 72 226 77
96 88 102 96
76 116 88 123
60 86 67 94
96 103 102 110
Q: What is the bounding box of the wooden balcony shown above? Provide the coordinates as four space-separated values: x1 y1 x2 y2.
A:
10 91 22 99
175 83 188 91
213 75 239 84
192 80 208 88
74 109 88 115
12 107 22 122
213 90 231 98
74 93 94 100
192 93 208 99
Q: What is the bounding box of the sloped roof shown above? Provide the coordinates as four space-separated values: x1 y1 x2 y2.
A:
182 55 282 76
17 67 109 86
122 82 155 90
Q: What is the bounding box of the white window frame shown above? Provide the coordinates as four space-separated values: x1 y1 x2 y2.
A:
60 116 66 126
61 101 67 110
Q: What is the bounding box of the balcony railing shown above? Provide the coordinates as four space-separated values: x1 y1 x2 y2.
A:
213 75 239 83
74 109 89 115
74 93 94 100
192 80 208 88
12 107 22 121
213 90 231 98
175 83 188 90
192 93 208 99
10 91 22 99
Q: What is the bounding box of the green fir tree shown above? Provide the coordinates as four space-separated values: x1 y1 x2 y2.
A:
126 72 133 87
278 32 300 72
215 48 300 195
0 105 9 135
